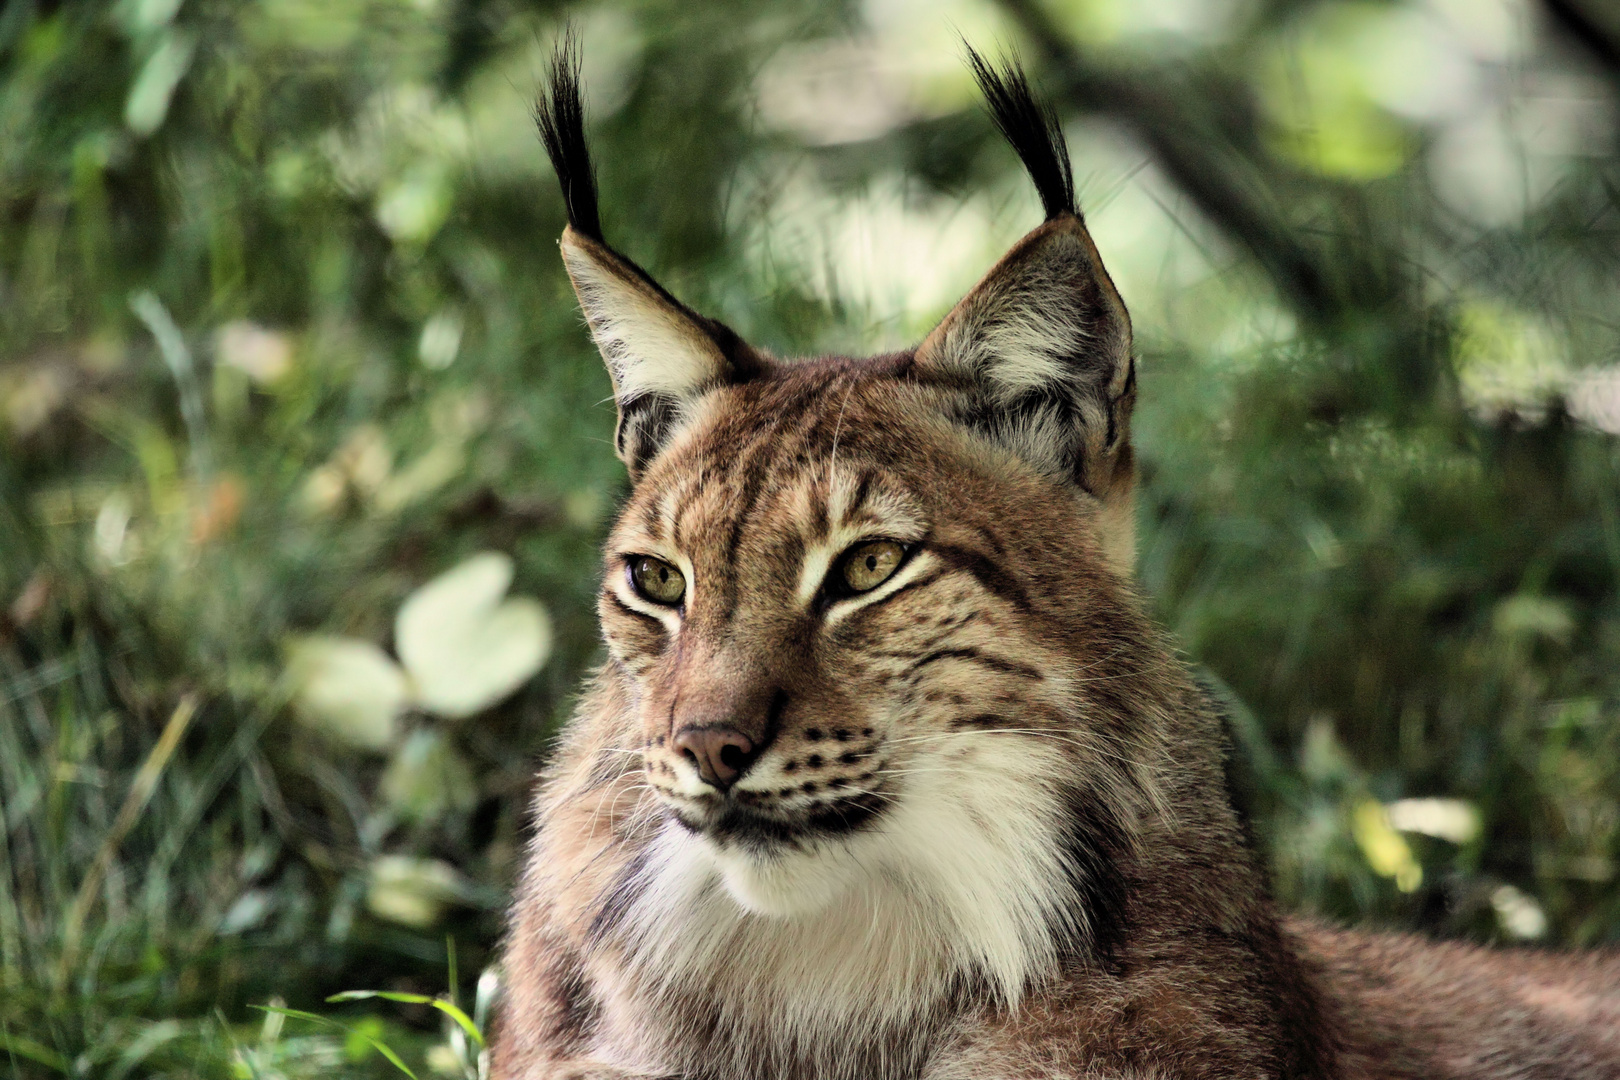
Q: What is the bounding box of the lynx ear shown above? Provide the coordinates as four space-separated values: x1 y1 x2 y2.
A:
538 35 762 477
557 229 761 476
914 216 1135 495
914 52 1136 567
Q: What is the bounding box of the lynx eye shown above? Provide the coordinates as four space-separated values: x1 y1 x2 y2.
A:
628 556 686 606
836 540 906 595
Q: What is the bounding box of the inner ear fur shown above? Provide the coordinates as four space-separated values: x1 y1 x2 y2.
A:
559 226 765 477
913 213 1137 568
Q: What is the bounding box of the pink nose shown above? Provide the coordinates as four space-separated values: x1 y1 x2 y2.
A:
671 727 756 791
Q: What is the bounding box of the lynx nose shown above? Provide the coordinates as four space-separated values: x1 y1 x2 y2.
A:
672 726 756 792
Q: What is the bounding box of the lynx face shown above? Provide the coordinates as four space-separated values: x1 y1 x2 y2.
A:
600 363 1148 928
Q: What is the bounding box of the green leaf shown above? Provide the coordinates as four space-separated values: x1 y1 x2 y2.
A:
252 1006 420 1080
0 1030 69 1074
326 991 485 1047
365 1035 420 1080
251 1006 328 1025
344 1018 387 1063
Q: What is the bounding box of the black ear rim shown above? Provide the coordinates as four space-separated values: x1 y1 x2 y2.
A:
536 28 604 243
966 46 1077 222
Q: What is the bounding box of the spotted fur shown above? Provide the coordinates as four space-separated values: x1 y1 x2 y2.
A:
497 46 1620 1080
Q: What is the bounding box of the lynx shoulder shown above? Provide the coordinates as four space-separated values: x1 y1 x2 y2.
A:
493 38 1620 1080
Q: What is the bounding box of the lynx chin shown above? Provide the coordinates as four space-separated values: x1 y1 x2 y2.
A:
493 37 1620 1080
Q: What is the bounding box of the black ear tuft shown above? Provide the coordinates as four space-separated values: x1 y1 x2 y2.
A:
536 30 603 242
966 46 1076 222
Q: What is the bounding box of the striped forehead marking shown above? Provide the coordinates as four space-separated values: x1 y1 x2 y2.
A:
658 398 824 542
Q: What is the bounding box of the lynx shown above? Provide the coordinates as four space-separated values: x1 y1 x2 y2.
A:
492 41 1620 1080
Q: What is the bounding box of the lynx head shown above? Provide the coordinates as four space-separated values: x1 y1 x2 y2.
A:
539 40 1164 1006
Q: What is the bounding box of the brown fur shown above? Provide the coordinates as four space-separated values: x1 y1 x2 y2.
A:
496 56 1620 1080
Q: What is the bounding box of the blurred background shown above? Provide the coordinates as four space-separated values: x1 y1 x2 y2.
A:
2 0 1618 1073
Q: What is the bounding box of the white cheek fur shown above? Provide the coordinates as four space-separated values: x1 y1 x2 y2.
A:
610 577 683 638
712 841 863 917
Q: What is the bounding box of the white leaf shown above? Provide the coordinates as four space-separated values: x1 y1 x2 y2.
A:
1385 797 1481 844
286 635 408 751
218 889 274 935
418 310 463 370
125 30 196 137
1491 884 1548 940
396 551 552 719
367 855 468 929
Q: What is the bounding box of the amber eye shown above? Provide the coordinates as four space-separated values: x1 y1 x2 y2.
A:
837 540 906 595
628 556 686 605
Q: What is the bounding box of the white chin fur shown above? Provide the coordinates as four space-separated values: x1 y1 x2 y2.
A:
711 840 859 917
611 736 1085 1036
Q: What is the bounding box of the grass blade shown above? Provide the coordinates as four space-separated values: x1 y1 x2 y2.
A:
326 991 484 1046
0 1029 69 1073
253 1006 420 1080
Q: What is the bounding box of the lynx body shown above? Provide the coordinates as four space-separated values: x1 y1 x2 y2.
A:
493 44 1620 1080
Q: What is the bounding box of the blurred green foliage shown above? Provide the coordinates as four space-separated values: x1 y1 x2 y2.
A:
2 0 1618 1075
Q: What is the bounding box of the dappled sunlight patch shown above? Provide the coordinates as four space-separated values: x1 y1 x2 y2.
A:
1043 0 1253 50
1492 594 1576 646
377 162 455 245
1568 367 1620 435
736 119 1251 352
1429 69 1614 227
1452 298 1571 423
737 167 1027 348
754 0 1015 146
215 321 294 385
1253 3 1426 179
